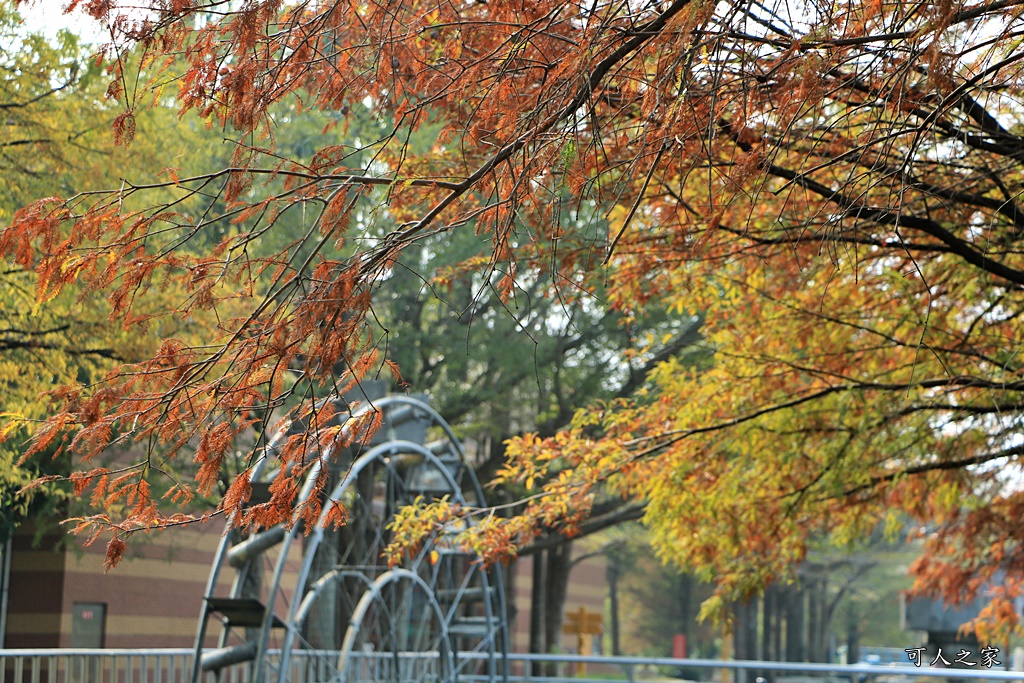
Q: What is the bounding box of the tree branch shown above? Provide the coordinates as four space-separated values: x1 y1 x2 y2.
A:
726 118 1024 285
841 442 1024 499
518 500 646 556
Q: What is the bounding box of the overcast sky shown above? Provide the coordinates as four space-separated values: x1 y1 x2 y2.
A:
16 0 105 43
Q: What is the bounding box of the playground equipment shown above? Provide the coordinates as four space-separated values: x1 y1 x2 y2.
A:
190 393 508 683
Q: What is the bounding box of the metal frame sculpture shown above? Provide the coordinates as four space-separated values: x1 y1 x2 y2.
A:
191 395 509 683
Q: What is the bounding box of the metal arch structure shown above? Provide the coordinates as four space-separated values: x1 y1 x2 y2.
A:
335 568 454 683
191 395 509 683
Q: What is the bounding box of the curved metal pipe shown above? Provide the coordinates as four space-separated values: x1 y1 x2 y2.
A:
337 568 454 683
194 395 502 683
275 440 466 682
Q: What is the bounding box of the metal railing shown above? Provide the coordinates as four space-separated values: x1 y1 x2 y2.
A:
2 649 1023 683
0 650 195 683
0 649 348 683
489 653 1024 683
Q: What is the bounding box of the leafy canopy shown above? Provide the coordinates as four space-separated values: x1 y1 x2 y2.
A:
0 0 253 541
4 0 1024 633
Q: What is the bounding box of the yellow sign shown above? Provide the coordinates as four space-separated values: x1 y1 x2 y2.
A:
563 607 603 674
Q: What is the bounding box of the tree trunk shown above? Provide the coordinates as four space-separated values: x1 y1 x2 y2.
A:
608 560 621 655
532 557 548 679
806 578 819 662
543 542 573 676
818 578 829 662
677 572 692 652
761 586 775 682
735 598 760 681
772 586 783 667
785 582 805 662
740 600 751 660
846 600 859 665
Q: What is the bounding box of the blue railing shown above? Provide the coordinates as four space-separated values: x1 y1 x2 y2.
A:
1 649 1021 683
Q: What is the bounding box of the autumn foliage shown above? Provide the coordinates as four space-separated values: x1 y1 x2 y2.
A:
5 0 1024 633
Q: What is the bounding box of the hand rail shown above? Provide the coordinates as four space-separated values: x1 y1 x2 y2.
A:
1 649 1021 683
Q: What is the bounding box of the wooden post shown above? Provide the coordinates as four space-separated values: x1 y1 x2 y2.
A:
722 620 732 683
563 606 603 675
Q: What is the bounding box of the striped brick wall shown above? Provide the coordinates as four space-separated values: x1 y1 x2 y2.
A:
5 523 608 653
4 520 304 649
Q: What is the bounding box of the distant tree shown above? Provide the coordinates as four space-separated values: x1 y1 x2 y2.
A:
595 524 718 660
5 0 1024 639
0 0 237 540
0 2 129 539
